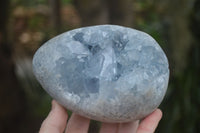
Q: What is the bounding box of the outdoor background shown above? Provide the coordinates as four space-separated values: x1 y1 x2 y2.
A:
0 0 200 132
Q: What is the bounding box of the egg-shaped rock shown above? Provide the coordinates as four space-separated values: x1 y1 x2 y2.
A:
33 25 169 123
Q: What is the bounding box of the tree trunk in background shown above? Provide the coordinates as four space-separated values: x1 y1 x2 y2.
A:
73 0 110 26
73 0 134 26
157 0 195 75
0 0 25 132
168 0 194 75
49 0 62 33
107 0 134 27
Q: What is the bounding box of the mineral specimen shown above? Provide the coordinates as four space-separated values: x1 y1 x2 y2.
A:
32 25 169 123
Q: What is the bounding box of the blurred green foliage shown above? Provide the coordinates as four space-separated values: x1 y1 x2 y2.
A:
12 0 72 6
62 0 72 4
12 0 48 6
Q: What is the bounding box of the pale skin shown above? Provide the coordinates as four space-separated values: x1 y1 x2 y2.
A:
39 100 162 133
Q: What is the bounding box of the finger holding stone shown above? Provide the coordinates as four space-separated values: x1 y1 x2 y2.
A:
137 109 162 133
65 113 90 133
99 123 119 133
117 120 139 133
39 100 68 133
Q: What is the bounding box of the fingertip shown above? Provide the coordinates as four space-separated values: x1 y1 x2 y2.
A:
137 108 163 133
153 109 162 121
39 100 68 133
100 122 119 133
65 113 90 133
118 120 139 133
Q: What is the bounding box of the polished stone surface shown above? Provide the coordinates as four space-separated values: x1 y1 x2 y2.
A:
33 25 169 122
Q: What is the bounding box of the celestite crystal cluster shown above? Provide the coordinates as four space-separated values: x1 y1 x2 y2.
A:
33 25 169 122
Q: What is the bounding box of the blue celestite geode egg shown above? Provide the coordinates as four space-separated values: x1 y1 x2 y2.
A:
33 25 169 123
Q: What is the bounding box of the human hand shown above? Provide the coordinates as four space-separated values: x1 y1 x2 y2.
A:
39 100 162 133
